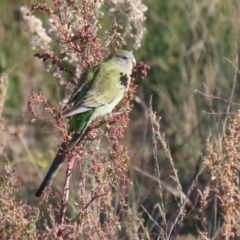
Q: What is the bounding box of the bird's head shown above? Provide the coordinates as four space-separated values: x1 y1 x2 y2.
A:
113 49 136 70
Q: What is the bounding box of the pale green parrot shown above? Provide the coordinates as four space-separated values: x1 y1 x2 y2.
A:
35 50 136 197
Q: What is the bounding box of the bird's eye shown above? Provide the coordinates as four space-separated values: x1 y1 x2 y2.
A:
122 56 128 60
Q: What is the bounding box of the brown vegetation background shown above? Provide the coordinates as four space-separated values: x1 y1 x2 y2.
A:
1 0 240 239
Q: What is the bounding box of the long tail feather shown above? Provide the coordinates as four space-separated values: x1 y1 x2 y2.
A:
35 110 94 197
35 143 67 197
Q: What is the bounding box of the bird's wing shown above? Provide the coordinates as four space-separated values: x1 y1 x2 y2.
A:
63 64 129 117
62 66 99 117
65 66 99 107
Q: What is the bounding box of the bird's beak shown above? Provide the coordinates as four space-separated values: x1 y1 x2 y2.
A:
132 58 136 67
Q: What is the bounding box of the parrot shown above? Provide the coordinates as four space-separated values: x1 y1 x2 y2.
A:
35 50 136 197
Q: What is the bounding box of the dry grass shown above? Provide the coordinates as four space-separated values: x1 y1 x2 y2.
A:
1 0 240 239
0 168 39 239
0 70 9 155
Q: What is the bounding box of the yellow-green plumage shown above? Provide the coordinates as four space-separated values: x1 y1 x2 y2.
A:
35 50 136 197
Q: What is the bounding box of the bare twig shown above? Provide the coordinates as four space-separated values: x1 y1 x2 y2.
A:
149 96 167 226
195 89 240 107
141 205 166 239
222 54 238 134
167 162 205 239
203 111 236 115
0 68 13 154
149 102 183 205
59 154 75 224
134 166 192 206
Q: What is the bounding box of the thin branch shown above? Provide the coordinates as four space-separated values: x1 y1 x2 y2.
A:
59 154 75 224
141 205 166 239
149 105 183 205
134 166 192 207
203 111 236 116
195 89 240 107
167 162 205 239
222 54 238 134
149 96 167 225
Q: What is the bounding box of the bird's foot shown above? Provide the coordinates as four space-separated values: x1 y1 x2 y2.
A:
109 111 123 117
107 111 123 124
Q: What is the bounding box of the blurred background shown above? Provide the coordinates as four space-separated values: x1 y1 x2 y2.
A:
1 0 240 238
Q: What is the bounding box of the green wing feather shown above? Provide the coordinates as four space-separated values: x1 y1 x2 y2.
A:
64 66 99 107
